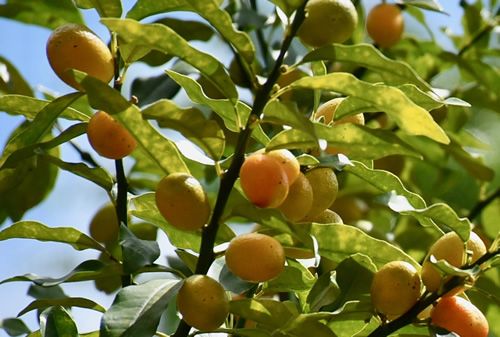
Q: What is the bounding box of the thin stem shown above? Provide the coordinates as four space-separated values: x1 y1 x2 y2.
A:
458 22 495 56
115 158 132 287
467 187 500 220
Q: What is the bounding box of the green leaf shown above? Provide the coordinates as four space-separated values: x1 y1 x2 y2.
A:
264 259 316 293
131 73 181 107
100 279 182 337
126 0 255 63
262 100 317 141
402 0 444 12
288 73 450 144
37 153 114 191
0 92 84 168
267 123 421 160
0 57 34 96
446 134 494 181
73 71 190 175
18 297 106 317
0 95 90 121
74 0 122 18
40 306 78 337
102 18 238 104
142 100 225 161
119 224 160 274
269 0 306 16
165 70 269 145
229 298 296 329
0 260 109 287
0 221 105 253
0 318 31 336
0 0 83 29
300 44 431 90
307 271 340 313
312 223 420 269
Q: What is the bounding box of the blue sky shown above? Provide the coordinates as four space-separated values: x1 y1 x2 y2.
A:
0 0 465 335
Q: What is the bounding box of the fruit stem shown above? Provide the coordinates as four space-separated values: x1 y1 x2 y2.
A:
367 249 500 337
172 3 308 337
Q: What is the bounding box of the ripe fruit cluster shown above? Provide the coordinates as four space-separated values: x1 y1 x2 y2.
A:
370 231 489 335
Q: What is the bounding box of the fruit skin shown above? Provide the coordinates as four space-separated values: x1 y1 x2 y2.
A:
87 111 137 159
315 97 365 126
239 153 289 208
421 231 487 296
257 149 300 185
430 296 489 337
297 0 358 48
46 23 114 91
278 171 313 222
307 208 343 224
89 203 119 243
366 3 404 48
155 172 211 231
301 167 339 220
370 261 421 319
225 233 286 283
176 275 230 331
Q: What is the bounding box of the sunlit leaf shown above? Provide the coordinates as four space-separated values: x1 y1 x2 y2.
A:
142 100 225 160
0 222 106 253
229 298 296 328
102 18 238 103
287 73 450 144
18 297 106 317
269 0 306 16
300 44 431 90
0 0 83 29
100 279 182 337
262 100 316 140
40 306 78 337
126 0 254 63
267 123 421 160
0 94 90 121
73 70 190 175
264 259 316 293
75 0 122 18
402 0 444 12
312 223 420 269
166 70 269 145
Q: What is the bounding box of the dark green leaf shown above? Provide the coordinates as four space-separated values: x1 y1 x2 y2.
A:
119 224 160 274
102 18 238 103
0 222 106 253
0 94 90 121
131 73 181 107
307 272 340 313
446 134 494 181
300 44 431 90
100 279 182 337
1 318 31 336
0 57 33 96
0 0 83 29
264 259 316 293
18 297 106 317
142 100 225 160
288 73 449 144
39 306 78 337
75 0 122 18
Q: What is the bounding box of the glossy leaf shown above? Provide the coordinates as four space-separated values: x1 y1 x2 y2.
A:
402 0 444 12
1 318 31 336
264 259 316 293
19 297 106 317
119 224 160 274
288 73 450 144
100 279 182 337
73 71 190 175
40 306 78 337
166 70 269 145
311 223 420 269
142 100 225 161
0 222 106 253
0 94 90 121
267 123 421 160
0 0 83 29
126 0 255 63
102 18 238 104
300 44 431 90
74 0 122 18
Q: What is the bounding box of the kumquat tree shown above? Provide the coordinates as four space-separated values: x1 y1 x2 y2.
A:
0 0 499 337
